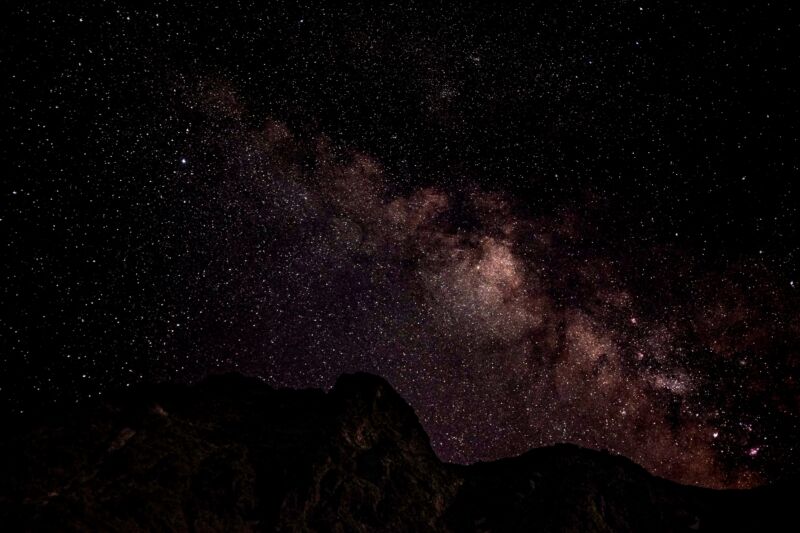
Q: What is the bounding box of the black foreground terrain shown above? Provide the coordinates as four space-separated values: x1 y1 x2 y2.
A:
0 373 796 532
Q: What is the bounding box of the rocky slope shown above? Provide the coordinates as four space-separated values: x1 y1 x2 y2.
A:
0 373 796 532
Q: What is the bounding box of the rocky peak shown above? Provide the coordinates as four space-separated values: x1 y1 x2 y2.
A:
0 373 797 532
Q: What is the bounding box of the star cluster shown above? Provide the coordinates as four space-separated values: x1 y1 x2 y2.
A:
3 1 799 488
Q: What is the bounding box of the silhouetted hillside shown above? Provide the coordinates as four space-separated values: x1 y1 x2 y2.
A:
0 373 796 532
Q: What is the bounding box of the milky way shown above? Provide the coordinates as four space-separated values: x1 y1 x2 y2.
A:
3 2 799 489
141 83 795 488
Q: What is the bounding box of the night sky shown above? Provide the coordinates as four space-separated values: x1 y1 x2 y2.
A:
3 1 800 489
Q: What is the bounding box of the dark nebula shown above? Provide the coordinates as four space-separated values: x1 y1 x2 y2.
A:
3 2 800 488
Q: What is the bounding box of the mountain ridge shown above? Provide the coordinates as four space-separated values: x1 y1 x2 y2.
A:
1 372 796 532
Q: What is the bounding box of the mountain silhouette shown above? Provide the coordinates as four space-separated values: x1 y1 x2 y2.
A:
1 373 796 532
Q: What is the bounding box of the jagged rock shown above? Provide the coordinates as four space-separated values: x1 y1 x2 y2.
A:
0 373 796 532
